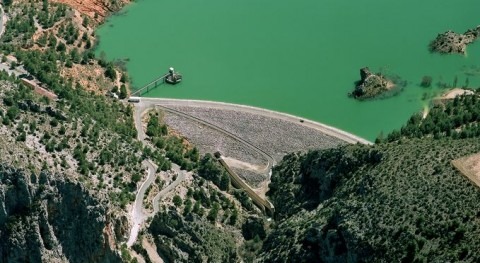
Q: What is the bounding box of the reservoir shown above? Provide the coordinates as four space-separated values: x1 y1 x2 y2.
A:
96 0 480 141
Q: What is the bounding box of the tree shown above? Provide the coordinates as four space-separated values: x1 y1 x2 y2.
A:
6 106 19 120
183 199 192 215
105 64 117 80
82 16 89 27
187 147 200 162
173 195 182 207
58 125 66 135
56 42 66 52
193 201 201 215
198 154 231 190
242 216 266 240
9 61 17 69
131 173 142 183
46 139 56 152
207 203 220 222
146 114 166 137
48 34 57 47
229 208 238 225
111 86 119 93
70 48 81 63
16 131 26 142
120 73 128 83
219 172 230 191
119 84 127 99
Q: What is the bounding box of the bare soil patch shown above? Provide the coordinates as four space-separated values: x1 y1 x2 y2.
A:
223 156 267 173
439 88 474 100
452 153 480 188
61 63 117 93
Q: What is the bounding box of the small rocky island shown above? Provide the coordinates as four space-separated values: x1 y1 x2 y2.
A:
350 67 395 100
429 25 480 54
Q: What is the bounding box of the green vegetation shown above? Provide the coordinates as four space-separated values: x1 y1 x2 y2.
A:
146 113 167 137
4 1 480 262
380 92 480 142
0 46 139 210
262 127 480 261
197 153 230 191
172 195 182 207
149 210 238 262
144 112 198 171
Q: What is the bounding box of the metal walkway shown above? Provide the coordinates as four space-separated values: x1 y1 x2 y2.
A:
131 73 169 96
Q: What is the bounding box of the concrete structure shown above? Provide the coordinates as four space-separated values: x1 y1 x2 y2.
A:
131 67 181 97
216 153 275 216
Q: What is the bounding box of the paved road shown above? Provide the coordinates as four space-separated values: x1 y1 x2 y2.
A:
0 5 6 38
142 238 164 263
134 104 147 141
127 160 157 247
151 163 188 216
126 96 371 246
137 99 279 214
127 104 189 248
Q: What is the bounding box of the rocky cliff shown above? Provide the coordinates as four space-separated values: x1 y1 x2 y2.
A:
149 210 238 263
0 164 122 263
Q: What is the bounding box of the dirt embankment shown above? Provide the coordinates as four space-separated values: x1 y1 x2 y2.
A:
52 0 131 21
28 0 129 93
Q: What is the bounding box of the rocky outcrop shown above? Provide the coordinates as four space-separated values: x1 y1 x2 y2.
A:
0 164 122 263
350 67 395 100
429 26 480 54
149 210 238 262
51 0 131 20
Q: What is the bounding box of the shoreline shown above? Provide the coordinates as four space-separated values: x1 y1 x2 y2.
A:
436 88 474 100
137 97 373 145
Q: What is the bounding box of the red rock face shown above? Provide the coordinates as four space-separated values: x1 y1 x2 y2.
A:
51 0 131 21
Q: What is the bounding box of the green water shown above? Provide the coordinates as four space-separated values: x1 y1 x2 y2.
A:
96 0 480 141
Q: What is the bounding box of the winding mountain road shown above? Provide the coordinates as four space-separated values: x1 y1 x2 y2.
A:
151 164 187 215
126 97 370 247
127 160 157 247
140 101 278 214
127 104 189 248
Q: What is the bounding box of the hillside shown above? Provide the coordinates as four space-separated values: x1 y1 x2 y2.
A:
260 93 480 262
0 164 122 262
51 0 131 20
2 0 480 262
0 1 269 262
0 0 143 257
